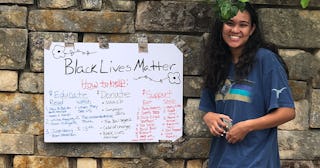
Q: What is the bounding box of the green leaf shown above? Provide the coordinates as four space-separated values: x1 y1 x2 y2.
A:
236 1 246 11
230 5 239 18
300 0 310 8
220 2 232 21
212 0 249 21
210 0 312 22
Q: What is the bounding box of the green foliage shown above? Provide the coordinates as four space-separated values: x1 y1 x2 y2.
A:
212 0 247 22
300 0 310 8
210 0 311 22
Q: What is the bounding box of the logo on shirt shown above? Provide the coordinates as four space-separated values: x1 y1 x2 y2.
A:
216 78 254 103
272 87 287 99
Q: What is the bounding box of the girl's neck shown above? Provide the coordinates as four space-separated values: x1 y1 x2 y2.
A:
231 50 241 64
230 45 246 63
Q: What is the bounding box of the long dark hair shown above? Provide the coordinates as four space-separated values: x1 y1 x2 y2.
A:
202 2 288 94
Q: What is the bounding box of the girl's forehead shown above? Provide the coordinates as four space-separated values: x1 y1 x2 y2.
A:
230 11 251 22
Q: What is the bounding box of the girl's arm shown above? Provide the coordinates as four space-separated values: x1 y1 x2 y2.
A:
226 107 295 144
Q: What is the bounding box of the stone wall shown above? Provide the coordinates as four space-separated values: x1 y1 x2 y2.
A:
0 0 319 167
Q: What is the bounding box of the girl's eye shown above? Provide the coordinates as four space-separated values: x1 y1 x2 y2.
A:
239 21 251 27
225 21 234 26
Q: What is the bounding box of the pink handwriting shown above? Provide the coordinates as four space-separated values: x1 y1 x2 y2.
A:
141 89 172 99
81 79 128 90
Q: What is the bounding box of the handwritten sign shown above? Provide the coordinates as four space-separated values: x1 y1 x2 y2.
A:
44 42 183 142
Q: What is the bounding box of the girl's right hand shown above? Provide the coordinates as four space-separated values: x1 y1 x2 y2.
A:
203 112 232 137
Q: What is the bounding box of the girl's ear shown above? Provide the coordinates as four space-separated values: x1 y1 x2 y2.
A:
250 24 256 36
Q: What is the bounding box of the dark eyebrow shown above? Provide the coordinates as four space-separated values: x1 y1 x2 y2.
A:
240 20 250 23
228 19 250 24
240 21 250 24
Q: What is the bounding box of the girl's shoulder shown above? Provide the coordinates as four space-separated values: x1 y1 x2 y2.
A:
255 48 279 64
255 48 288 76
256 48 277 58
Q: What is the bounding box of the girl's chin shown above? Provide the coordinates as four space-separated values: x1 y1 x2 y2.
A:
228 45 244 52
228 44 241 48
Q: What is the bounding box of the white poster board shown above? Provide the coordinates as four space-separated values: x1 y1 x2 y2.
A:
44 42 183 143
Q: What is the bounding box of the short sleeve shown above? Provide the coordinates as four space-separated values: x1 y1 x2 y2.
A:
262 54 295 113
199 88 216 112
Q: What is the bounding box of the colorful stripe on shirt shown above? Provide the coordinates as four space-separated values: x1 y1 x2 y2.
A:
216 79 254 103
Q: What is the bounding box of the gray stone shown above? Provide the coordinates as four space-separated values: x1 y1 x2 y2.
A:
83 33 204 75
279 100 309 131
0 134 34 154
310 53 320 88
315 50 320 62
310 89 320 128
36 136 140 158
166 159 185 168
0 6 27 28
252 0 320 7
136 1 213 32
13 156 69 168
312 74 320 89
109 0 135 12
83 33 138 43
0 0 318 165
0 155 10 168
281 160 320 168
259 9 320 48
0 28 27 70
0 0 33 4
183 76 202 97
19 72 44 93
102 158 181 168
0 93 43 135
102 158 142 168
143 138 211 159
29 32 78 72
77 158 97 168
0 70 18 91
38 0 77 9
312 50 320 89
81 0 102 10
278 130 320 160
184 99 210 138
288 80 307 101
28 10 134 33
280 50 315 81
186 160 204 168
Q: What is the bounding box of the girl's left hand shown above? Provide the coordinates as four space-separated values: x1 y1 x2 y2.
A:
225 120 251 144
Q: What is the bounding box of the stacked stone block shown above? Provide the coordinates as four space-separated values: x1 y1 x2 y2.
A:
0 0 319 167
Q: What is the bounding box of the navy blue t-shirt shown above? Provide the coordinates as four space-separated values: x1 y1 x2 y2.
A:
199 48 295 168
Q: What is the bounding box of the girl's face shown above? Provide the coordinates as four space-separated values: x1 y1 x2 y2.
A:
222 10 256 56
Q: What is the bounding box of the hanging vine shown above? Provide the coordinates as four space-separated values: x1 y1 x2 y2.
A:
210 0 311 21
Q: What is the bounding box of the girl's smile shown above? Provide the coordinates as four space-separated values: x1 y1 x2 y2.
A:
222 11 256 61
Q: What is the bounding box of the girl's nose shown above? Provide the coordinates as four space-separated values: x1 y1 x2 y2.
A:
231 26 240 33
